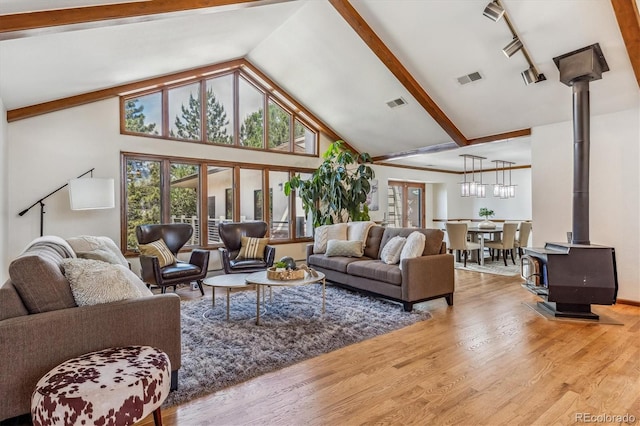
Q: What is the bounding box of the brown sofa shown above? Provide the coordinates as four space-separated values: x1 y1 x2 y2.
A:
0 237 181 421
306 226 454 311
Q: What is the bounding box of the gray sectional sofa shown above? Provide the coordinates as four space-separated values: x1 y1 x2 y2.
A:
306 226 455 311
0 237 181 421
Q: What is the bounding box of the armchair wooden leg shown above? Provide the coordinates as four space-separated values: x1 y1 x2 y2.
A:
197 280 205 296
503 250 508 266
510 249 516 265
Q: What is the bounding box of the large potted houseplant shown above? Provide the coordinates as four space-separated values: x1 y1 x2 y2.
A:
284 140 374 227
478 207 496 229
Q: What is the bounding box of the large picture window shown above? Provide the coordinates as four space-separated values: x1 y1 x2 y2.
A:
121 62 318 156
122 153 314 252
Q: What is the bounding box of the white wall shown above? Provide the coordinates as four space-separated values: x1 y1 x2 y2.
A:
532 107 640 302
0 98 7 282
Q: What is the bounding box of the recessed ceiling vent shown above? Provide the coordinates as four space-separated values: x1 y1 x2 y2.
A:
386 97 407 108
457 71 483 85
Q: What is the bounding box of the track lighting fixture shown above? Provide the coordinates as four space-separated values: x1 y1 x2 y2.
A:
483 1 505 22
483 0 545 86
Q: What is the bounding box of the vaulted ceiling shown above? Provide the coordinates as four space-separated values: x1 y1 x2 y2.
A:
1 0 638 171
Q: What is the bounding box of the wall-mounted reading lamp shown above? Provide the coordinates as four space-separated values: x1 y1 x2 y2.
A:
17 168 115 236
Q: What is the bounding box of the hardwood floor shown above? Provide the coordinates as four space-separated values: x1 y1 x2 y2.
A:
140 271 640 426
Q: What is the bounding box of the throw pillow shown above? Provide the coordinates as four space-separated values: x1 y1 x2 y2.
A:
62 258 152 306
313 223 348 254
75 249 122 265
380 236 406 265
67 235 129 267
138 239 176 268
347 221 375 249
399 231 426 270
236 237 268 260
325 239 364 257
9 245 77 314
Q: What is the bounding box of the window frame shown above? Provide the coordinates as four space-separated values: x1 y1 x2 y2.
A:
120 63 319 157
121 151 316 255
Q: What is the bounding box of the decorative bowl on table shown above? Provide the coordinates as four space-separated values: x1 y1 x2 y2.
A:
266 267 305 281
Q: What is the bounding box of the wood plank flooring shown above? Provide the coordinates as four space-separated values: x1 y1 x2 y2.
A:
140 270 640 426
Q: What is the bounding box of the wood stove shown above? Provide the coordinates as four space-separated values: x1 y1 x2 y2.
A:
522 44 618 320
522 243 618 319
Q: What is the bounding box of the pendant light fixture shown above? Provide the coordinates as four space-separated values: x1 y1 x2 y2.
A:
460 155 487 198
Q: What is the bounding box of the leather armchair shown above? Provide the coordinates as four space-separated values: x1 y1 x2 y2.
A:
218 221 276 274
136 223 209 295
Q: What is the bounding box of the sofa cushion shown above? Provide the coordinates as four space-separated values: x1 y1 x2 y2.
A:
325 240 364 258
62 258 152 306
346 260 402 285
9 245 77 314
313 223 348 254
380 236 406 264
379 228 445 257
0 281 29 321
307 253 366 273
363 226 385 259
399 231 427 269
347 221 375 248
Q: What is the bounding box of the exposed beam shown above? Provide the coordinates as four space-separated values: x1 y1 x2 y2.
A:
7 59 245 122
328 0 468 147
467 128 532 145
371 128 531 163
0 0 288 39
611 0 640 88
371 142 458 162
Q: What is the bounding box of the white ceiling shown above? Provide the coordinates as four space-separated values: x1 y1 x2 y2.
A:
1 0 638 172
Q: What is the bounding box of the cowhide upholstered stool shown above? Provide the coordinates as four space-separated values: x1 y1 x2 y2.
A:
31 346 171 426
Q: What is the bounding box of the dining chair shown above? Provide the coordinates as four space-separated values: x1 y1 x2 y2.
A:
445 222 481 267
514 221 532 258
485 222 518 266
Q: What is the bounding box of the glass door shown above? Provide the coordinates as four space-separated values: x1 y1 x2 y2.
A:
388 181 425 228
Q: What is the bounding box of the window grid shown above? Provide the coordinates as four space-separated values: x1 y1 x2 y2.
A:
121 68 318 156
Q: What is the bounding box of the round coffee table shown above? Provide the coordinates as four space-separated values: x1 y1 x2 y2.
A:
202 273 251 320
245 270 326 325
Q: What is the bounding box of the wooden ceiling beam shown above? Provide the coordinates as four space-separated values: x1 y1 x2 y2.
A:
328 0 469 147
467 128 531 145
611 0 640 88
0 0 281 37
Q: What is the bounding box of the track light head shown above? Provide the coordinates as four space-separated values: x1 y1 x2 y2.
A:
502 37 523 57
483 1 505 22
521 67 547 85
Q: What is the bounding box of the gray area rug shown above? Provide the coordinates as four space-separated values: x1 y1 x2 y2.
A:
455 259 521 276
164 283 431 406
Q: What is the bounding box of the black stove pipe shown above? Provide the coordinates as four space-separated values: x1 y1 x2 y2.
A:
572 79 590 245
554 44 609 246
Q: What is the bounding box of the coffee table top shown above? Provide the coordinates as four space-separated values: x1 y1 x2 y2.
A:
245 270 325 287
203 273 251 289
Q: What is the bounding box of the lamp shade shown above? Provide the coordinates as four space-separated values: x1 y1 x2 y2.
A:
69 178 115 210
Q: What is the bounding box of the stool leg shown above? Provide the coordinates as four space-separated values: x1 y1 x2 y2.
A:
153 407 163 426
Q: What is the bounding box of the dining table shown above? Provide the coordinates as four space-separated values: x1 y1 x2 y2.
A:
466 226 503 265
